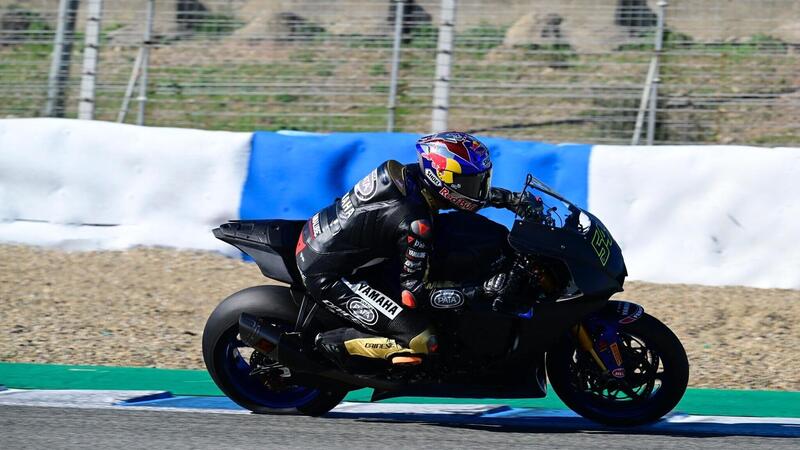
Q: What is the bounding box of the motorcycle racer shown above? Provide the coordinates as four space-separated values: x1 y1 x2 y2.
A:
295 131 522 370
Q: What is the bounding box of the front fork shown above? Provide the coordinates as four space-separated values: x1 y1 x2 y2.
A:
573 319 626 379
571 300 645 379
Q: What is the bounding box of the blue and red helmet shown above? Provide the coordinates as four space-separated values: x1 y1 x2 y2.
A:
416 131 492 212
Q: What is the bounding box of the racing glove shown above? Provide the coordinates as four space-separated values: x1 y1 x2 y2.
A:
483 258 531 314
492 188 548 222
487 187 522 212
482 271 511 312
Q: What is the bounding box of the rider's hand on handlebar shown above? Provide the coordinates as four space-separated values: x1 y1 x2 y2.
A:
483 272 509 297
482 272 512 312
515 192 545 221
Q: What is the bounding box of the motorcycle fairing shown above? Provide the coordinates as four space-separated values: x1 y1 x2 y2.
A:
508 175 627 298
370 355 548 401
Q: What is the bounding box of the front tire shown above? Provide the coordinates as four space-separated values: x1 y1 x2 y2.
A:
546 313 689 426
202 286 347 416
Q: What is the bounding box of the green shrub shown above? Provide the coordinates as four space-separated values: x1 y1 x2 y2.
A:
369 63 387 76
457 22 507 53
275 94 299 103
0 6 53 43
191 13 243 36
616 29 694 51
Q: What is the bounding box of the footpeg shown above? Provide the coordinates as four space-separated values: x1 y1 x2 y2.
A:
250 361 292 378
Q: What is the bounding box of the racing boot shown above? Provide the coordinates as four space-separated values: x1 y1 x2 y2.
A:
315 328 435 372
314 328 389 373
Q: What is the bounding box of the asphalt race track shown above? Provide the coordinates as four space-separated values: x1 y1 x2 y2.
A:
2 405 797 450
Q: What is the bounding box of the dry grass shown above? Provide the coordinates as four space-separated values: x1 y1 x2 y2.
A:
1 244 798 390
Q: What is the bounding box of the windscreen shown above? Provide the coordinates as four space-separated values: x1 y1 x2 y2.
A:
515 174 592 235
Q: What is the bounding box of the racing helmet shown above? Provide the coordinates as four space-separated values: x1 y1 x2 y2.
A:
415 131 492 212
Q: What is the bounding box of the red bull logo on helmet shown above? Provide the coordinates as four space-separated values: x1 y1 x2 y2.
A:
421 137 481 166
422 151 462 174
438 186 480 211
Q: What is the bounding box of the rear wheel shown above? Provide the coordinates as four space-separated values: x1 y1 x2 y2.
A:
202 288 347 416
546 313 689 426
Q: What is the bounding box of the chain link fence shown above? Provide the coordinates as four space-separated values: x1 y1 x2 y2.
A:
1 0 798 145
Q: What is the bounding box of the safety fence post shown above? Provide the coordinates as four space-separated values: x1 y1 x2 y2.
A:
632 0 667 145
77 0 103 120
387 0 405 132
136 0 155 126
44 0 80 117
646 0 667 145
431 0 456 133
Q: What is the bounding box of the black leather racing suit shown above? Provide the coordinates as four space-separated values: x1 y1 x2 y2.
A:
295 160 519 366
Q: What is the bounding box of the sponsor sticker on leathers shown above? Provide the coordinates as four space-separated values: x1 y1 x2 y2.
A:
407 248 427 259
343 279 401 320
311 213 322 237
321 298 357 323
355 169 378 201
339 192 355 219
431 289 464 309
346 299 379 326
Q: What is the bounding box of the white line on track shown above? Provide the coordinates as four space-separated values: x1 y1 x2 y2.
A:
1 389 798 437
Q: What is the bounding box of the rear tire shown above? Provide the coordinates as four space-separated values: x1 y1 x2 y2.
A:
546 313 689 426
202 286 347 415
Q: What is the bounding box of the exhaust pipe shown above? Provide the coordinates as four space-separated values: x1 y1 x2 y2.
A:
238 312 328 374
238 313 281 354
237 313 401 391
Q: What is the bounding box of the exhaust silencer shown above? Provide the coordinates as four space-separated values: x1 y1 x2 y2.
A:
238 312 328 374
238 313 281 354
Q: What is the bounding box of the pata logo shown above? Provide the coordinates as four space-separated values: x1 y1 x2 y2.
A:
431 290 464 309
346 299 379 326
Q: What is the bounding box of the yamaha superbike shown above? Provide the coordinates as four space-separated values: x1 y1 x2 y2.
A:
202 174 689 426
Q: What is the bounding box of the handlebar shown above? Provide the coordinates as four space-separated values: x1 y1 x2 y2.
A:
515 191 556 227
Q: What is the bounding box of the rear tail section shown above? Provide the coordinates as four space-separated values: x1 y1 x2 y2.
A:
213 220 306 285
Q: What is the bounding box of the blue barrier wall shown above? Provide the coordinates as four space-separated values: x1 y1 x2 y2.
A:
240 132 592 228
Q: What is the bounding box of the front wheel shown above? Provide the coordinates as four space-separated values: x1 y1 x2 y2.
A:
546 313 689 426
202 286 347 416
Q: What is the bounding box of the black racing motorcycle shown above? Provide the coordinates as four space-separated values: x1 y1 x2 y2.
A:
202 174 688 426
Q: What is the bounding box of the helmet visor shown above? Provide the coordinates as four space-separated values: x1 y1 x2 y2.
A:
450 171 491 201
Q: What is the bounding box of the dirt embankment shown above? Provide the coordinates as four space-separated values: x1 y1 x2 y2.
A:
1 244 798 391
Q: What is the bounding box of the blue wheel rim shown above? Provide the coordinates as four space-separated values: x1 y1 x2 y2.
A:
221 332 320 409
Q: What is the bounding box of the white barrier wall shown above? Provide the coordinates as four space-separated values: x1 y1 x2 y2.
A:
0 119 251 253
2 118 799 290
589 145 800 289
